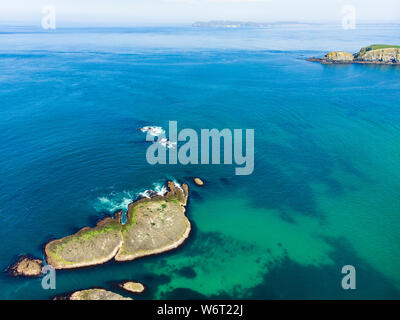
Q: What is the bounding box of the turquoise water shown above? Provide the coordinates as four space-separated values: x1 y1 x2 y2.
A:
0 24 400 299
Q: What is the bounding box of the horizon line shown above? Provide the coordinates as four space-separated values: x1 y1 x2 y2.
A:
1 19 400 28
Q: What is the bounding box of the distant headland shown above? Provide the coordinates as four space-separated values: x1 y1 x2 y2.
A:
308 45 400 65
192 20 314 28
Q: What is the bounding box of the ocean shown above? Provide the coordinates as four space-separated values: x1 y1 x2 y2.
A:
0 23 399 300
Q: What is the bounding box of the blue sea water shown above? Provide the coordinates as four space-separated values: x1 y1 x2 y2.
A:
0 24 400 300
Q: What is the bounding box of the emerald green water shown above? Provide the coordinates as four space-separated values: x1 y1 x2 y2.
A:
143 83 400 299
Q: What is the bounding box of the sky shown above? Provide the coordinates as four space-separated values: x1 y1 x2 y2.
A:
0 0 399 26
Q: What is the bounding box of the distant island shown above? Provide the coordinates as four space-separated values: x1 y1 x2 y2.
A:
192 21 313 28
308 45 400 65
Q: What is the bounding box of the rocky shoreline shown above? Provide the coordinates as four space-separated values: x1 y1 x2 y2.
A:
308 45 400 65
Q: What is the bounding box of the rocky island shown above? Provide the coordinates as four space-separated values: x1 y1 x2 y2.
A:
8 256 43 277
119 281 145 294
308 45 400 65
193 177 204 186
45 181 190 269
56 288 132 300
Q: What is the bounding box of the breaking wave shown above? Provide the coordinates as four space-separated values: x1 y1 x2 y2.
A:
94 180 181 216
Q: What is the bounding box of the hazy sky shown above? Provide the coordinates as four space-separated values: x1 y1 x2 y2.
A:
1 0 399 26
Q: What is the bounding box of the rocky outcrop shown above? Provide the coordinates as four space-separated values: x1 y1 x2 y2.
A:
45 181 190 269
45 216 124 270
8 256 43 277
308 45 400 65
119 281 145 294
193 178 204 186
67 289 132 300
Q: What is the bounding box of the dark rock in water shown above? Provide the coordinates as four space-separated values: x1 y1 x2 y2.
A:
190 190 203 201
220 178 230 185
162 288 208 300
177 266 197 279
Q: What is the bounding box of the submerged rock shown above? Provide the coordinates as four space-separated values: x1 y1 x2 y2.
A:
44 181 190 269
119 281 145 294
8 256 43 277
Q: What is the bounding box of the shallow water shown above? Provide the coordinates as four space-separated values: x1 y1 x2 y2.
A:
0 24 399 299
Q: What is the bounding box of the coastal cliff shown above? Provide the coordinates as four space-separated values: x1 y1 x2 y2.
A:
308 45 400 65
44 181 190 269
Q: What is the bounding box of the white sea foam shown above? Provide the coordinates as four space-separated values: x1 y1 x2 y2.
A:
139 125 176 149
154 184 168 196
159 137 176 149
95 182 172 218
95 191 135 215
136 182 168 199
140 126 165 136
173 180 184 192
137 190 152 199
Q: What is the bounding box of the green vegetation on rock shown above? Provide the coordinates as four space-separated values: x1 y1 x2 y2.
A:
361 44 400 52
308 44 400 65
354 45 400 63
45 217 123 269
44 181 190 269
